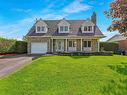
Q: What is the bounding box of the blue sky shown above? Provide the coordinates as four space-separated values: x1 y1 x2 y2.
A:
0 0 118 41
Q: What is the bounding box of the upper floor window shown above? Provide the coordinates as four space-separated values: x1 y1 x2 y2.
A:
59 26 69 33
88 26 92 31
36 26 46 33
84 26 87 31
82 26 94 33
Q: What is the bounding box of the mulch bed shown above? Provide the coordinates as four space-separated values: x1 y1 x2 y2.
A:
0 54 17 58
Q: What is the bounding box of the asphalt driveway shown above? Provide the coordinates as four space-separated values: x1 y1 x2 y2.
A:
0 54 39 78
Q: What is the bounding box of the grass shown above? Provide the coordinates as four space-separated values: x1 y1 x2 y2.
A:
0 55 127 95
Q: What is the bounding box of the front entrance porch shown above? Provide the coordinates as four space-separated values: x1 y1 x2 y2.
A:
51 38 99 53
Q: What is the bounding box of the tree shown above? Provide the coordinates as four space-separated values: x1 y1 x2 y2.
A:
105 0 127 36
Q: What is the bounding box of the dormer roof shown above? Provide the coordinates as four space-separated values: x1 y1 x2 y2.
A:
26 20 104 37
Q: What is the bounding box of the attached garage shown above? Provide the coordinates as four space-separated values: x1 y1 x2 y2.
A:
31 42 48 54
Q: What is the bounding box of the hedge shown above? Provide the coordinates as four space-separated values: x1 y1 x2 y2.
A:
0 37 27 54
100 42 119 53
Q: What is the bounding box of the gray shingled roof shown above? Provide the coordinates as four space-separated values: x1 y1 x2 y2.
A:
26 20 104 37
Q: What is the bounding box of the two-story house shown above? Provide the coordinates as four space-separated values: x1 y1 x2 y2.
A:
26 12 104 54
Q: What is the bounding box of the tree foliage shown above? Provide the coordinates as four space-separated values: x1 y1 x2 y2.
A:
105 0 127 35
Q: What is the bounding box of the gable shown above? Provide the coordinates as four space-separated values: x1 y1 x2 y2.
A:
35 19 47 26
58 19 70 26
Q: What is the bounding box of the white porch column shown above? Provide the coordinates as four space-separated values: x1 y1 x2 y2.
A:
98 39 100 52
52 39 53 52
65 38 67 52
81 38 82 52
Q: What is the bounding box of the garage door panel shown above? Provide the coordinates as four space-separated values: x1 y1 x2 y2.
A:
31 43 47 54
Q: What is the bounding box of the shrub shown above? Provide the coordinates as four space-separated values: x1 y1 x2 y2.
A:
0 37 27 54
54 51 113 56
100 42 119 53
92 51 113 56
15 41 27 54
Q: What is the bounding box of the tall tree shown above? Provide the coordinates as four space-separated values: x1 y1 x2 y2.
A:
105 0 127 36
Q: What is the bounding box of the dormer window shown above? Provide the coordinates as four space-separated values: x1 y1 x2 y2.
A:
58 19 70 33
88 26 92 31
59 26 69 33
82 26 94 33
84 26 87 31
36 26 46 33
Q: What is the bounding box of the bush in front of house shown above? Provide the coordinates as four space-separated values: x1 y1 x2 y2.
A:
100 42 119 53
0 37 27 54
15 41 27 54
54 51 113 56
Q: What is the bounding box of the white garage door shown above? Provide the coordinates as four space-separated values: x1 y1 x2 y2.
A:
31 42 47 54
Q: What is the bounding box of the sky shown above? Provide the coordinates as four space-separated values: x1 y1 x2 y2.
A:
0 0 118 41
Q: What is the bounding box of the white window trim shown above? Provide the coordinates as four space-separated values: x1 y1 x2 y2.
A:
59 26 69 33
83 41 92 48
36 26 47 33
82 26 94 33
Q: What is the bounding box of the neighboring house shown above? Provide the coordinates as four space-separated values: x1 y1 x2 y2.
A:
107 34 127 50
26 12 104 54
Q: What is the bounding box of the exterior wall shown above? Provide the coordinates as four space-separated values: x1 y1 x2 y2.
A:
91 39 98 52
77 39 81 51
27 36 100 53
27 37 51 53
119 40 127 50
27 41 31 54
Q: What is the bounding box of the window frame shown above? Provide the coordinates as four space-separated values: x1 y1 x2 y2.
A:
69 41 76 47
82 26 94 33
83 41 91 48
36 26 46 33
59 26 69 33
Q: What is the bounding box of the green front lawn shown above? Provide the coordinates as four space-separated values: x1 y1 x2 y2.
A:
0 55 127 95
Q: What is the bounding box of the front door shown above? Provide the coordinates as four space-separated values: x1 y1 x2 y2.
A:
68 40 77 52
56 40 64 52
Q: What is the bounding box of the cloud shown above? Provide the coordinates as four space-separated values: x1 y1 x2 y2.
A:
12 8 32 13
63 0 92 13
0 0 92 40
0 13 66 40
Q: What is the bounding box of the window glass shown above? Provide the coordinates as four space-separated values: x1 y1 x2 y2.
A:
73 41 76 47
83 41 87 47
58 42 61 50
69 41 72 47
41 26 45 31
88 26 92 31
84 26 87 31
37 26 41 32
65 26 68 31
88 41 91 47
60 26 64 31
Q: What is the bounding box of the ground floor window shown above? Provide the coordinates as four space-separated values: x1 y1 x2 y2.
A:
83 41 91 47
69 41 76 47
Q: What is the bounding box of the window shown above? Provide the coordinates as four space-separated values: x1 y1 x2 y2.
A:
83 41 91 47
41 26 45 31
84 26 87 31
88 41 91 47
82 26 93 33
88 26 92 31
58 42 61 50
37 26 41 32
59 26 69 33
65 26 68 31
83 41 87 47
36 26 45 33
69 41 76 47
60 26 64 31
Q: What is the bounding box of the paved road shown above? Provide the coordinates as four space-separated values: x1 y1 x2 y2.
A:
0 55 38 78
